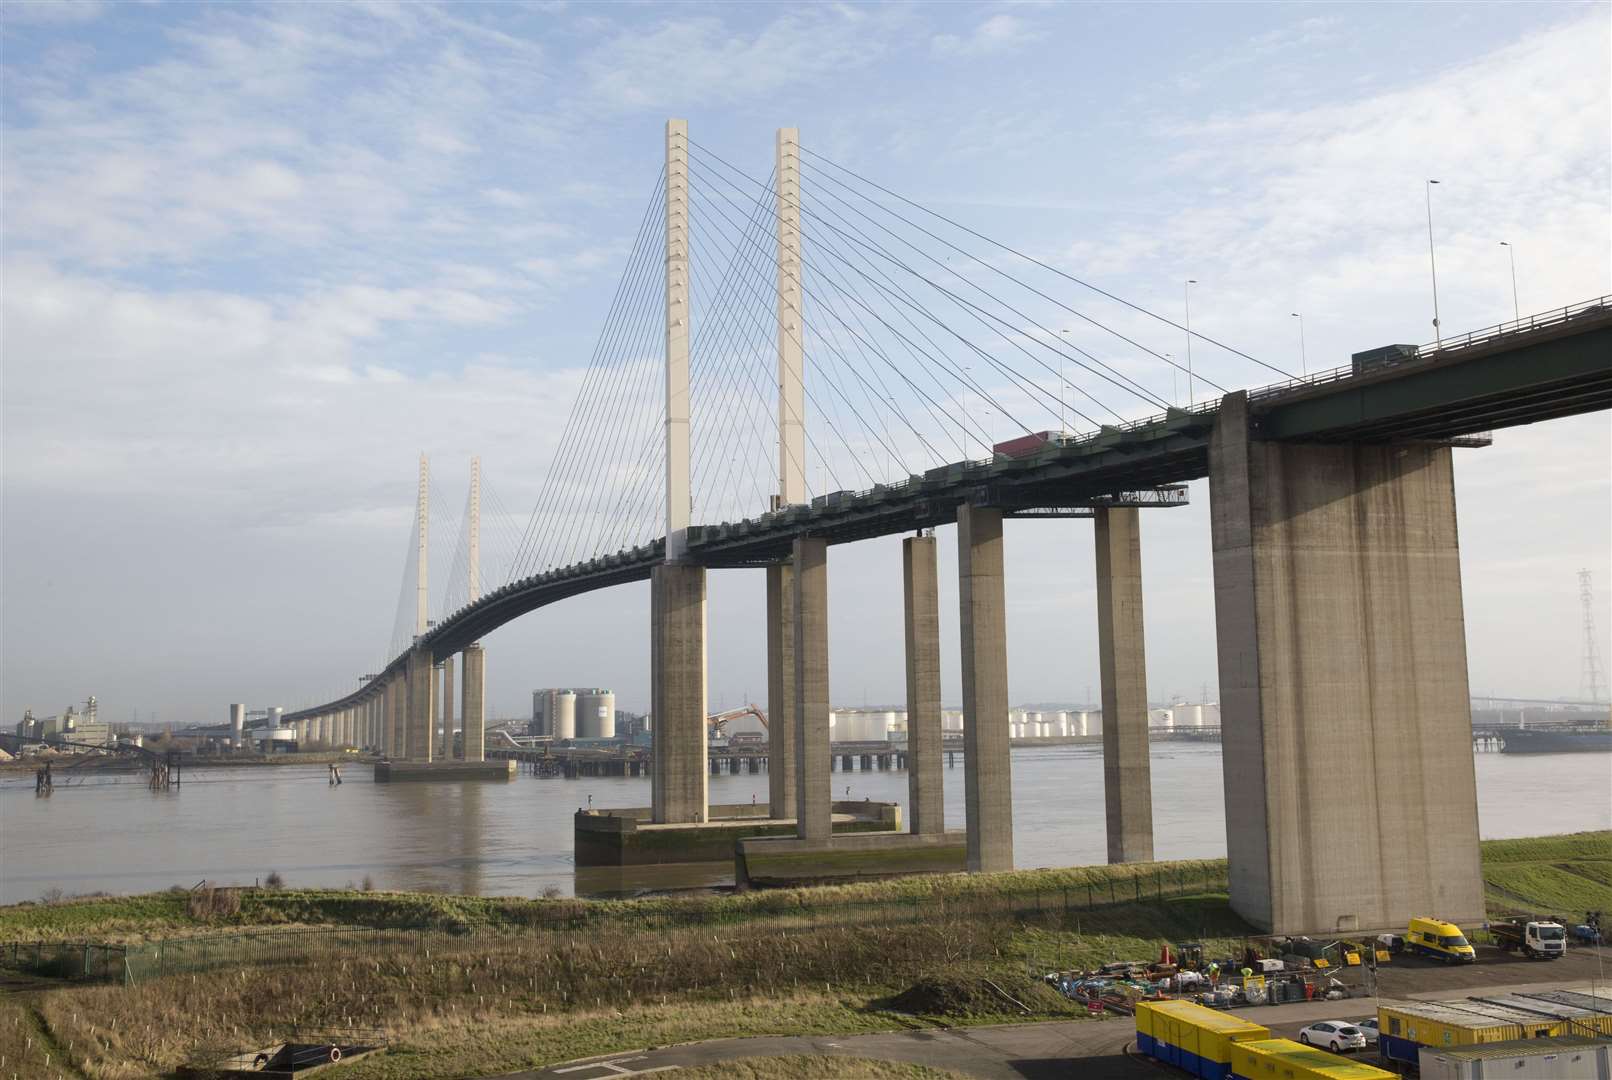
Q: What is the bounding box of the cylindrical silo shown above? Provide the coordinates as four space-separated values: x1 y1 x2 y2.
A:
553 691 576 740
576 689 615 739
229 704 245 749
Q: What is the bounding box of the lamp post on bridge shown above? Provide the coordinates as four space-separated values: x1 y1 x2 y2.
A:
1426 179 1442 347
1499 241 1519 322
1184 279 1197 407
1290 312 1307 376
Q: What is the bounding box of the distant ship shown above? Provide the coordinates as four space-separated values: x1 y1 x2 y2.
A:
1500 726 1612 753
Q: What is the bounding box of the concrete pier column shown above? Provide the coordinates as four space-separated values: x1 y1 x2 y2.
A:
1208 391 1484 934
407 647 434 763
389 675 407 758
1094 506 1155 864
461 645 485 762
651 563 708 823
430 663 443 757
792 536 831 841
903 535 944 834
766 561 797 819
957 504 1012 873
440 655 456 759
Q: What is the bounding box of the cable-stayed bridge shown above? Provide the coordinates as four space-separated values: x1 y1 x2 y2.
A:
280 122 1612 936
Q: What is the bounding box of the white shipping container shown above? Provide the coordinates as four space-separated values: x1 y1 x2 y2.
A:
1420 1038 1611 1080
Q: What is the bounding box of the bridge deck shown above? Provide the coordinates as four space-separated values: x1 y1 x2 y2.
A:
284 299 1611 722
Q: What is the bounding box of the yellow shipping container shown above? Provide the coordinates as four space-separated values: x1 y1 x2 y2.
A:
1136 1000 1270 1080
1376 999 1556 1070
1230 1038 1396 1080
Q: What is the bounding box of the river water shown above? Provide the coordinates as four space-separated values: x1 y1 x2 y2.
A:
1 745 1607 904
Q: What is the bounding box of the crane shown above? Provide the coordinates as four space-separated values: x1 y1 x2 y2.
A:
707 704 767 736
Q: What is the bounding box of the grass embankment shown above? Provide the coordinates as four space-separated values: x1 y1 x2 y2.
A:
1476 831 1612 916
0 857 1230 943
0 834 1606 1079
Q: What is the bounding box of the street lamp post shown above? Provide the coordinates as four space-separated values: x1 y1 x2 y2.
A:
1499 241 1520 322
1290 312 1307 376
1184 279 1198 406
1057 329 1070 432
1426 179 1442 347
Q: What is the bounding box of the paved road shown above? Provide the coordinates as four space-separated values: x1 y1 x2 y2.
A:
507 970 1609 1080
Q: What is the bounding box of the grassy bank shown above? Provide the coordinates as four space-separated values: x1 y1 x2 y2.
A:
0 833 1606 1079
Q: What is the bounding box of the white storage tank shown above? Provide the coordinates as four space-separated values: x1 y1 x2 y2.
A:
576 689 615 739
533 690 577 739
229 703 246 748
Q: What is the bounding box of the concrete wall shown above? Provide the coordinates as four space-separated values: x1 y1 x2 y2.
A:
1209 392 1485 935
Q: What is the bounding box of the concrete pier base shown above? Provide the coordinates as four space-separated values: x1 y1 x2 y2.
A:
576 800 900 867
374 759 515 782
958 504 1012 873
1209 391 1485 935
1095 506 1155 864
651 563 708 823
737 829 967 889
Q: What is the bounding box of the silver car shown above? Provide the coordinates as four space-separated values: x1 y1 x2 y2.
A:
1354 1018 1380 1046
1299 1021 1368 1052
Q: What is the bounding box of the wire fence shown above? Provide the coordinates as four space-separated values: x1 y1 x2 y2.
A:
0 864 1230 986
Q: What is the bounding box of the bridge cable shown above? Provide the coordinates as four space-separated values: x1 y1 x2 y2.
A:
796 145 1294 382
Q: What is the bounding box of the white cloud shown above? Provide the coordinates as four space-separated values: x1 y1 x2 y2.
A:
579 8 897 110
932 13 1040 57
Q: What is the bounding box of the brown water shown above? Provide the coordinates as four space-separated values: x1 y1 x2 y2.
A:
1 744 1607 904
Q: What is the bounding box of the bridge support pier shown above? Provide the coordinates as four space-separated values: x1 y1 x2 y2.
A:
384 678 399 757
440 656 456 759
407 646 435 763
651 563 708 823
1209 391 1484 934
958 504 1012 873
904 535 944 835
1095 506 1154 864
766 561 797 820
462 645 485 762
793 536 831 841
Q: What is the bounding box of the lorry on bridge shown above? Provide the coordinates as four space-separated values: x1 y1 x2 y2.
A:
1488 916 1568 959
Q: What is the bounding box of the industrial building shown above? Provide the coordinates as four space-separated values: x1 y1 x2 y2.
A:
14 698 112 749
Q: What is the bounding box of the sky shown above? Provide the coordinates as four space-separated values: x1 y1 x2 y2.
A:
2 1 1608 727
